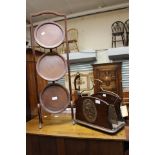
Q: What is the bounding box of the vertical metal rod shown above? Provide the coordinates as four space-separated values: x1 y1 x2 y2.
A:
37 104 42 128
64 16 74 122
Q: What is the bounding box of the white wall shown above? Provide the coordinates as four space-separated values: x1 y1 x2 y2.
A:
62 8 129 51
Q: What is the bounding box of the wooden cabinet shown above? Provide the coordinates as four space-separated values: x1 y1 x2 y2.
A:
27 135 125 155
26 48 48 119
92 62 122 97
26 114 128 155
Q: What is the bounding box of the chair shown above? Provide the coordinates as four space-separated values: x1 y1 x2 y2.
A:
63 28 79 52
124 19 129 46
111 21 125 47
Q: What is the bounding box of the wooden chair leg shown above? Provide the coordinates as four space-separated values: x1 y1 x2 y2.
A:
112 36 114 47
114 36 116 47
121 35 124 46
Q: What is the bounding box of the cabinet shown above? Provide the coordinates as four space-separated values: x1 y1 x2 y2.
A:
92 62 122 97
26 114 128 155
26 48 48 119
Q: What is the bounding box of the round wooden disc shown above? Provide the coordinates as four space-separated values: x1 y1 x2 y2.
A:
34 22 64 48
36 52 67 81
40 83 70 114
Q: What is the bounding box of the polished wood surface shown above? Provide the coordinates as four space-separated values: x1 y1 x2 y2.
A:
92 62 122 97
26 48 48 119
26 113 128 140
75 96 113 130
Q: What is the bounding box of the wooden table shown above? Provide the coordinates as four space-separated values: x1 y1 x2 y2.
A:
26 113 129 155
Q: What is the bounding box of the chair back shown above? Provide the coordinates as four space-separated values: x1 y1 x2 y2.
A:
111 21 125 36
124 19 129 33
67 28 78 42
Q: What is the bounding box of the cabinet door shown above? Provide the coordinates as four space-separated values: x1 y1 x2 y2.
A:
93 62 122 97
26 49 48 118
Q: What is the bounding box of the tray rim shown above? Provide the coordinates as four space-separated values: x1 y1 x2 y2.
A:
40 83 70 114
34 21 65 49
36 52 67 81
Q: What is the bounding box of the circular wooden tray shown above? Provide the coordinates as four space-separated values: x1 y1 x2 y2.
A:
40 83 70 114
34 22 64 48
36 52 67 81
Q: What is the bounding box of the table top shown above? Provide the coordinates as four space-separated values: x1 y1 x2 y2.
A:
26 113 129 141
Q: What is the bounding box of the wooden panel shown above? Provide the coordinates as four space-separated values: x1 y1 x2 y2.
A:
92 62 122 97
26 48 48 118
64 138 87 155
26 61 38 116
64 138 124 155
88 140 123 155
124 140 129 155
26 48 44 62
27 134 58 155
26 135 125 155
26 72 31 121
56 138 65 155
39 136 58 155
26 134 40 155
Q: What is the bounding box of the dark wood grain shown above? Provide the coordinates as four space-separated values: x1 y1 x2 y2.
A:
76 96 113 129
39 136 58 155
26 134 40 155
64 138 87 155
56 138 66 155
26 48 48 118
92 62 122 98
26 135 125 155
